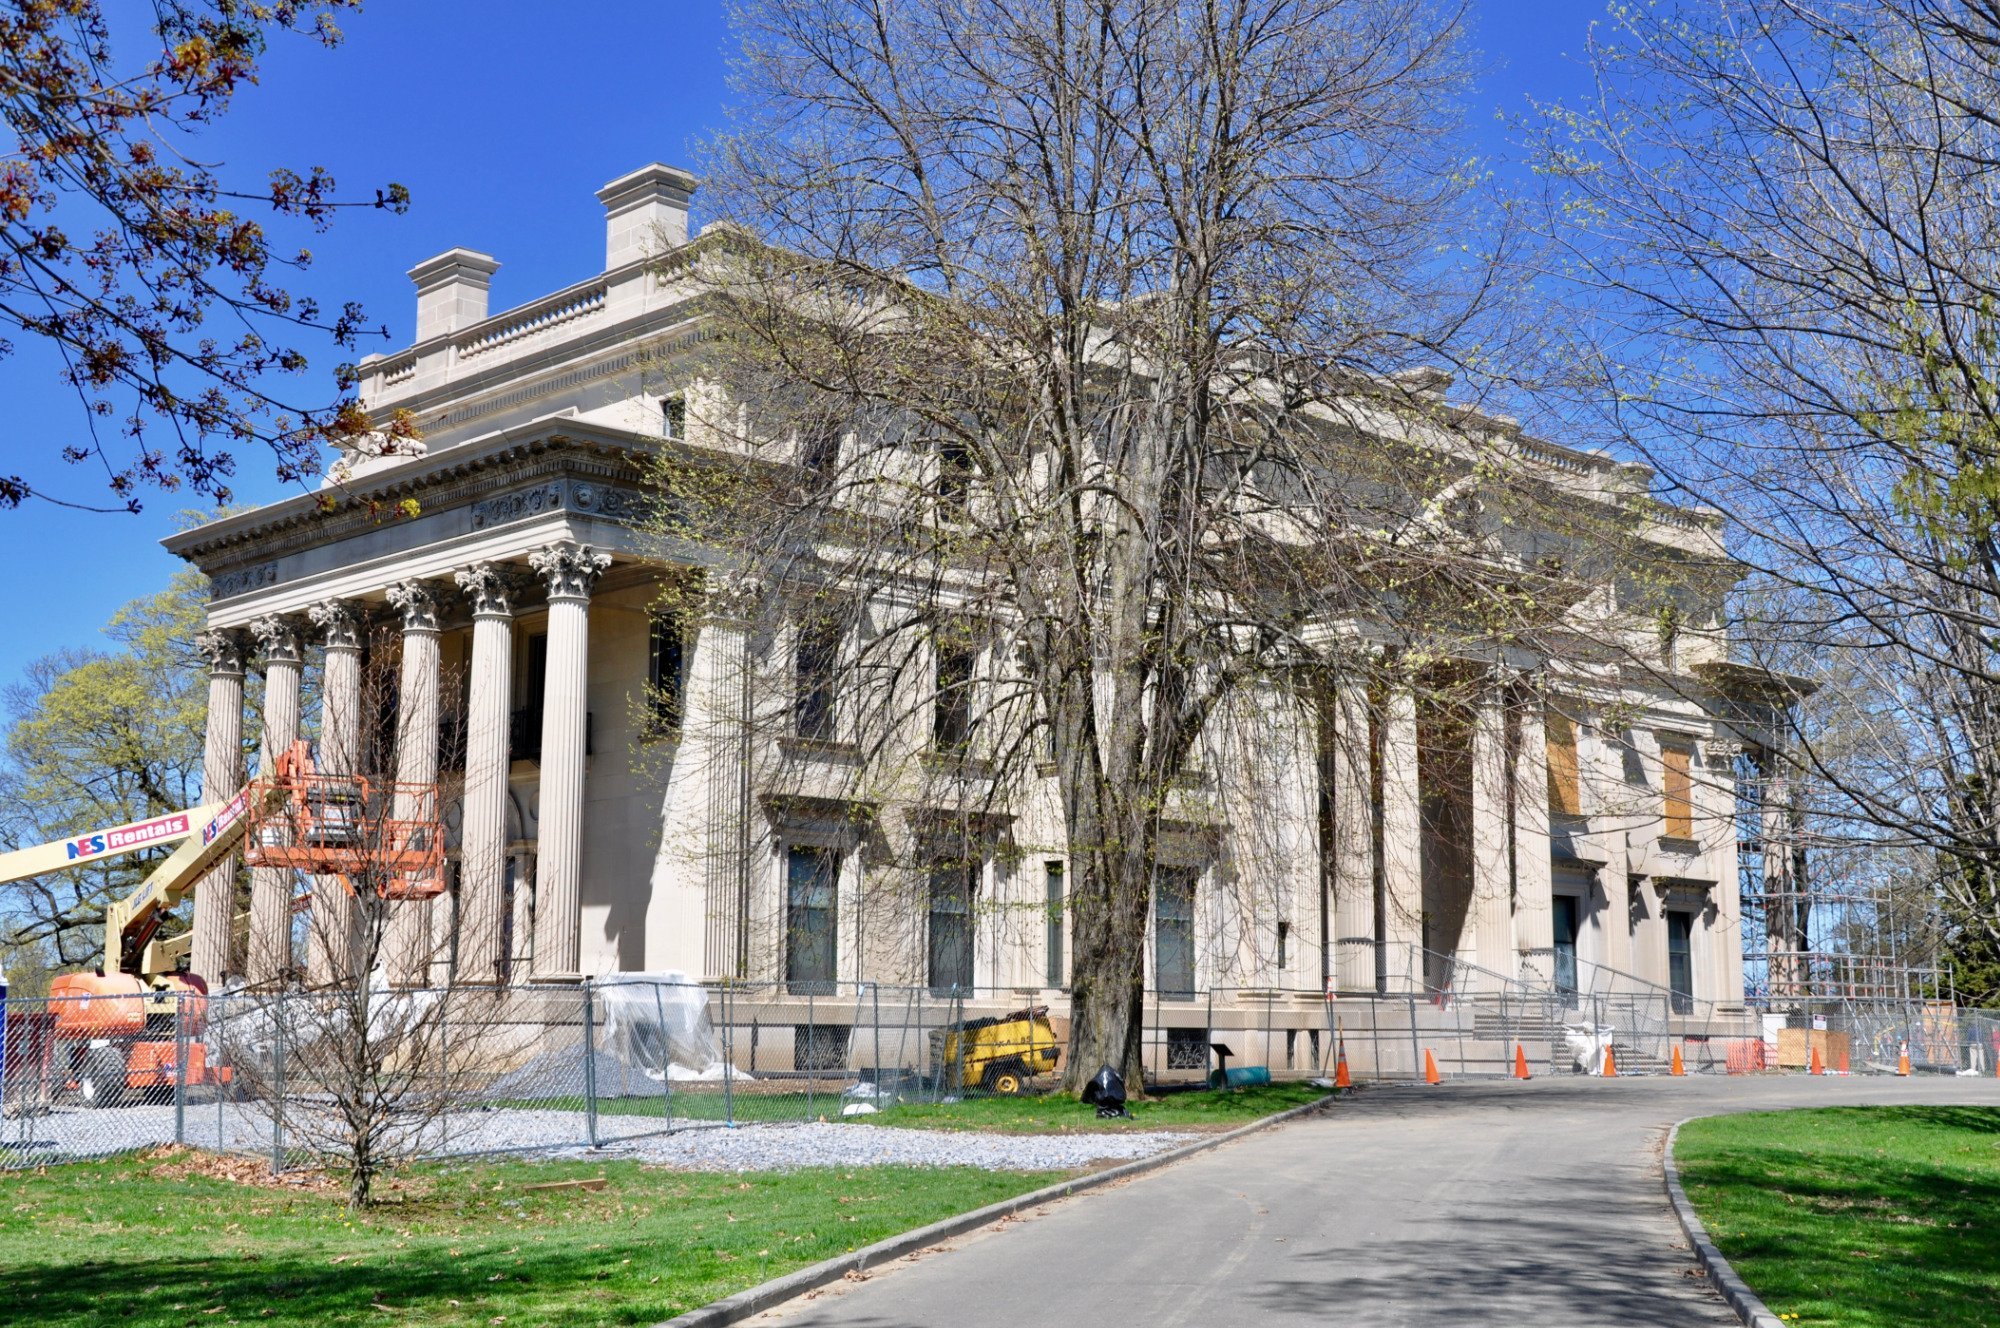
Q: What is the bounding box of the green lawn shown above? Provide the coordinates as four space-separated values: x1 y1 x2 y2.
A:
0 1153 1060 1328
1676 1106 2000 1327
524 1080 1330 1131
855 1081 1331 1132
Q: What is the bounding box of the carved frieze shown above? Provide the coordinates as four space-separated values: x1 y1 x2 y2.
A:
470 484 564 531
211 562 279 599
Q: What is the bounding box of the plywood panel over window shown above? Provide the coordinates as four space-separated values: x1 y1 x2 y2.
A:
1661 740 1694 839
1546 712 1581 816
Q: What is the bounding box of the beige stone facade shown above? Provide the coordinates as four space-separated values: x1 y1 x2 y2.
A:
167 164 1764 1026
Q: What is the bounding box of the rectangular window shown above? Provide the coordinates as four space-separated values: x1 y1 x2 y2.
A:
1618 728 1648 786
1546 712 1582 816
1662 740 1694 839
1276 920 1290 970
1045 861 1065 988
794 617 841 740
1551 895 1579 997
1155 865 1198 1000
1666 909 1694 1014
647 611 686 733
662 393 686 439
800 421 841 485
927 861 976 995
785 846 838 994
936 436 973 509
933 634 976 752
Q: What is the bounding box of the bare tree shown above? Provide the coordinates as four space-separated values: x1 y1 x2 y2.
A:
1525 0 2000 965
650 0 1666 1088
218 625 481 1208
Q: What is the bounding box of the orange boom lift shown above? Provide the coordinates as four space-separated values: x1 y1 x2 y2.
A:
0 741 440 1105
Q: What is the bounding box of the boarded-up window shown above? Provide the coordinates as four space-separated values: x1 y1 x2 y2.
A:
1546 713 1581 816
1661 740 1694 839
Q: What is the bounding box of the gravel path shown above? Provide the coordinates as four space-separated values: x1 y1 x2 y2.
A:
1 1100 1191 1173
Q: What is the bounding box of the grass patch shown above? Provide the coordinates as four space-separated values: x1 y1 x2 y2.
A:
855 1081 1331 1133
1676 1105 2000 1327
508 1081 1330 1131
0 1151 1060 1327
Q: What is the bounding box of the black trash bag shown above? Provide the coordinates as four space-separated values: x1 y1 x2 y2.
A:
1081 1063 1131 1118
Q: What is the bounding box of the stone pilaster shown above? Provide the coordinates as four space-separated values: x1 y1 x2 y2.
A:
1328 677 1376 992
1467 688 1515 981
1512 694 1556 985
1379 683 1424 989
305 599 364 985
247 616 304 986
386 580 443 986
190 629 247 984
454 563 517 985
527 542 609 979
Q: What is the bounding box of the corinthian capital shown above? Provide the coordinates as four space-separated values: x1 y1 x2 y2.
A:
195 628 248 677
386 580 443 633
530 541 611 602
248 614 304 665
307 599 364 651
454 562 521 618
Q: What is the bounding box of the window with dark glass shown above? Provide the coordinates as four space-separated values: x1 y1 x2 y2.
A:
1667 909 1695 1014
662 393 687 439
928 861 976 995
785 846 838 994
794 617 841 740
1045 861 1065 988
800 420 841 485
1155 865 1198 1000
936 436 973 509
647 610 686 733
933 634 975 752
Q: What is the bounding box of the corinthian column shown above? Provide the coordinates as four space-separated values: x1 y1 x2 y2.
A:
306 600 364 985
386 580 443 986
1379 683 1423 990
247 615 304 986
1327 676 1375 993
190 629 247 984
1468 684 1515 983
528 541 610 980
1512 694 1555 986
454 563 517 985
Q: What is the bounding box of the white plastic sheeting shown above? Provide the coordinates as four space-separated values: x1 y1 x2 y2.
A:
593 972 736 1082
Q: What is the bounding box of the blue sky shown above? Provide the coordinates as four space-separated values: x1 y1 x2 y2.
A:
0 0 1608 684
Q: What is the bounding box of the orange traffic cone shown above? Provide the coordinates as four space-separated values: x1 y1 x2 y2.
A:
1514 1044 1532 1080
1670 1043 1685 1076
1810 1045 1824 1076
1897 1042 1911 1076
1424 1048 1441 1085
1334 1047 1352 1090
1603 1045 1618 1077
1838 1047 1850 1075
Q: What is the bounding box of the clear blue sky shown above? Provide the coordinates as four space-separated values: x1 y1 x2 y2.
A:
0 0 1607 685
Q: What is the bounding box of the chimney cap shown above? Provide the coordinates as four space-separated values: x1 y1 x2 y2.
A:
407 247 501 292
596 163 699 214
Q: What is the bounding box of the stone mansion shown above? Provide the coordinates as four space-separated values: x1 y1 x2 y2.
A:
166 163 1786 1023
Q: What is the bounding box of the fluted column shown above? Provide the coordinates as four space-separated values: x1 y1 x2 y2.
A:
1328 676 1376 993
698 577 756 979
246 616 304 985
528 541 610 980
306 600 364 985
190 630 247 984
1512 694 1555 985
1468 685 1515 980
386 580 443 986
454 563 517 985
1379 682 1424 989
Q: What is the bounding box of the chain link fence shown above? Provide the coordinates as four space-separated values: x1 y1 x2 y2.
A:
5 972 1991 1173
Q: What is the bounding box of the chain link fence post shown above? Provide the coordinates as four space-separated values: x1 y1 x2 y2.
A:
582 980 599 1149
723 982 736 1127
269 1004 286 1176
174 990 189 1147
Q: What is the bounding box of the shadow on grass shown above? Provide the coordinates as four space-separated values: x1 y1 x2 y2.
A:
1679 1106 2000 1328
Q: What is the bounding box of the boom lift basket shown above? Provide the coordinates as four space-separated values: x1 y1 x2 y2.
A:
241 741 445 899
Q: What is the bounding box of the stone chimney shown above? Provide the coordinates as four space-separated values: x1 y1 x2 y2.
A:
596 163 697 269
408 248 501 342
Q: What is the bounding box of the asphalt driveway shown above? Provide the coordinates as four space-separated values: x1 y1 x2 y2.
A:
750 1074 2000 1327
